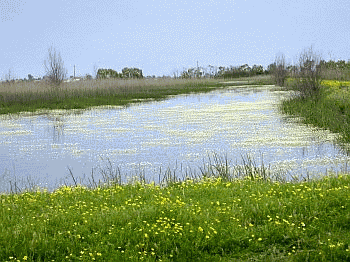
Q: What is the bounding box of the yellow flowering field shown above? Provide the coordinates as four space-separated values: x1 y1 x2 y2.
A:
0 174 349 261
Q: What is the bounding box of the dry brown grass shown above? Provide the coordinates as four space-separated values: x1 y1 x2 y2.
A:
0 77 221 105
0 77 215 94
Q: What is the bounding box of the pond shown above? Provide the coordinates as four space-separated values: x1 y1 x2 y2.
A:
1 84 350 193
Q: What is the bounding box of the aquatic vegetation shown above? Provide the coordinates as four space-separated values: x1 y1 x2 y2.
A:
0 76 273 115
278 77 350 153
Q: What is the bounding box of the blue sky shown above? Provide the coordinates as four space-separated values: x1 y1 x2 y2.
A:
1 0 349 80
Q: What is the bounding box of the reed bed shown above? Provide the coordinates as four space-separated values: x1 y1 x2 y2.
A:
0 76 274 115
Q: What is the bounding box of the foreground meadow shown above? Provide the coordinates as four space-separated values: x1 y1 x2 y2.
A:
0 170 349 261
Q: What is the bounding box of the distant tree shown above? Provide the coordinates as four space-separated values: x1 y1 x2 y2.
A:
43 46 68 88
294 45 323 98
121 67 143 79
272 53 288 86
180 68 192 79
97 68 121 79
27 74 34 81
85 74 93 80
266 63 277 75
251 65 264 75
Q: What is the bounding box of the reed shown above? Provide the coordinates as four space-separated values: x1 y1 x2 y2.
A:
0 75 274 115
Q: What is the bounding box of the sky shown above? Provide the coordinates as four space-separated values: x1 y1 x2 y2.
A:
0 0 349 80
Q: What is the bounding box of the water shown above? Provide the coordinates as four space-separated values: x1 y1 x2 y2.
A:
1 85 350 193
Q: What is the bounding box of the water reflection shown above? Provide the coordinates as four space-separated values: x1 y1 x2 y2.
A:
0 85 350 193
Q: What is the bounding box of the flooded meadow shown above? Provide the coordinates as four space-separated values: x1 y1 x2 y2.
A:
1 84 350 193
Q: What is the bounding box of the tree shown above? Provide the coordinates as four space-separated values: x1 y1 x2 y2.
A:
251 65 264 75
85 74 93 80
43 46 68 88
266 63 276 75
28 74 34 81
121 67 143 79
272 53 288 87
294 45 323 99
97 68 120 79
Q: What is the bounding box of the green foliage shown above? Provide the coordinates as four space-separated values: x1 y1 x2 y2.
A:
96 68 143 79
1 171 349 261
122 67 143 79
96 68 122 79
278 78 350 152
27 74 34 81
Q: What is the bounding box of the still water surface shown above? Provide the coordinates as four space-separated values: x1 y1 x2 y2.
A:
1 85 350 193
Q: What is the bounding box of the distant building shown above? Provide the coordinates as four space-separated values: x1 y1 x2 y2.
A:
63 77 83 83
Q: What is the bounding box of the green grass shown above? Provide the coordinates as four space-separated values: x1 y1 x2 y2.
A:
277 78 350 150
2 74 350 261
1 165 349 261
0 76 274 115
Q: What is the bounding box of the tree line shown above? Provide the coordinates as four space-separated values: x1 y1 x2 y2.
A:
2 45 350 87
96 67 143 80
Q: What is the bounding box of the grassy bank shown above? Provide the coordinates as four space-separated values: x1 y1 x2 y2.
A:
277 78 350 152
0 76 274 116
2 75 350 261
1 163 349 261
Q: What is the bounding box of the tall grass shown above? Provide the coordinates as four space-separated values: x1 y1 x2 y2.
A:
1 152 349 261
277 77 350 154
0 76 274 115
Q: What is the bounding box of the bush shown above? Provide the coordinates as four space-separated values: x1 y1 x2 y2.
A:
293 46 323 99
272 53 288 87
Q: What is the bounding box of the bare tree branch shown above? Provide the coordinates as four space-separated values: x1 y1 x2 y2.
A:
272 53 288 86
294 45 323 99
44 46 68 88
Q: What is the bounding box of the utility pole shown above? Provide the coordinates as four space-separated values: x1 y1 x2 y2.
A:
74 65 76 79
216 52 218 76
197 60 199 78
